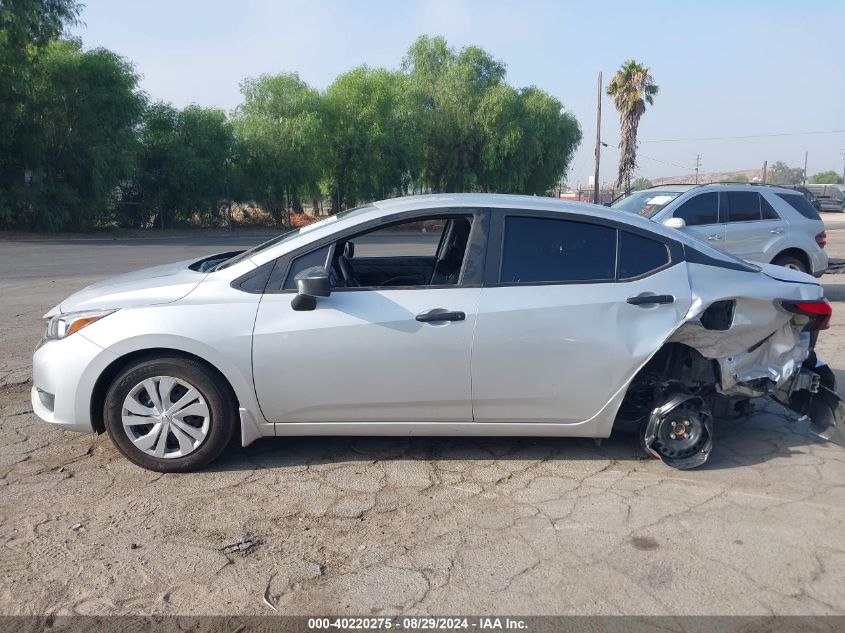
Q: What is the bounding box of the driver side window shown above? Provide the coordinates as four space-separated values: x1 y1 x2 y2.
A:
285 215 474 290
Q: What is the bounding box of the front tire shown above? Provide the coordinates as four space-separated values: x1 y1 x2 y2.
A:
103 356 237 472
772 254 807 273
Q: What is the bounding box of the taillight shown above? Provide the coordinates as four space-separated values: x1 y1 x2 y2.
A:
780 299 832 331
815 231 827 248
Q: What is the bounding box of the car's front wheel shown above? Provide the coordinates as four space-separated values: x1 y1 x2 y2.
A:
772 253 808 274
103 356 237 472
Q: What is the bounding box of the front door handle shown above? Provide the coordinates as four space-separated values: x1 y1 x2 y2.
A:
627 294 675 306
416 309 466 323
770 228 784 234
707 234 723 241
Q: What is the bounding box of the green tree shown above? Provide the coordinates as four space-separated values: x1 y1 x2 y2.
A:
631 177 653 190
323 67 418 211
0 0 80 46
0 0 81 143
727 173 749 183
0 0 82 225
179 106 235 225
132 102 234 228
403 35 505 192
402 35 580 196
232 73 325 224
767 161 804 185
810 170 843 184
606 60 658 191
475 85 580 194
6 40 144 230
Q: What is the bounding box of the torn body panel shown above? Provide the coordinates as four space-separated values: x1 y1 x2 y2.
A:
669 262 824 397
624 260 840 469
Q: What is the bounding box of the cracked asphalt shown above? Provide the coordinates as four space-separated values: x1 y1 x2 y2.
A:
2 223 845 616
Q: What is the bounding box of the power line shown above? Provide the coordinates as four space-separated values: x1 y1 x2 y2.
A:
639 129 845 143
632 150 693 171
602 142 694 172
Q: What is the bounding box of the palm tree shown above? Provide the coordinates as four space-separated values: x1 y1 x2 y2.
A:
606 60 658 191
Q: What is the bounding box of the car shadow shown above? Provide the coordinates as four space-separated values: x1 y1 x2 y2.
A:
209 399 837 474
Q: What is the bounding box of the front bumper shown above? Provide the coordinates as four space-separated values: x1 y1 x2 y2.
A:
31 333 116 433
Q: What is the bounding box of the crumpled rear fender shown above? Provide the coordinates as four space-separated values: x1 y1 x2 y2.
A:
666 262 824 397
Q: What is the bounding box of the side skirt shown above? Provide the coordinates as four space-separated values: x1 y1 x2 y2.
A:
270 421 612 438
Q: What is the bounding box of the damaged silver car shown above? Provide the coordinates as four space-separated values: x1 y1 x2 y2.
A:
32 194 843 471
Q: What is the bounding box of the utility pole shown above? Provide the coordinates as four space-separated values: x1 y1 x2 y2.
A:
762 160 768 184
593 71 602 204
694 154 701 184
803 151 808 185
841 151 845 185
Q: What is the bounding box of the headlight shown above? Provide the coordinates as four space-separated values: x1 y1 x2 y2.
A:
45 309 116 341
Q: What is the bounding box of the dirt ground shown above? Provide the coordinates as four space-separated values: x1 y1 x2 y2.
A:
2 220 845 616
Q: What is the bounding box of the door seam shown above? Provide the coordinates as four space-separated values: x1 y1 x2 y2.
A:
468 288 484 421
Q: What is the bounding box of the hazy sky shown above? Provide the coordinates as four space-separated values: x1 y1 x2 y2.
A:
71 0 845 186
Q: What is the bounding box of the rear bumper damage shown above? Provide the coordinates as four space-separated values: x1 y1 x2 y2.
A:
779 361 845 444
637 289 841 469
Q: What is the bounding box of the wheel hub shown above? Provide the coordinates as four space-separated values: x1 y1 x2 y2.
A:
671 420 689 439
654 402 707 459
641 393 713 470
121 375 210 459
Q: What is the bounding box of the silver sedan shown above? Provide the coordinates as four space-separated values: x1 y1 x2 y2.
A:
31 194 843 471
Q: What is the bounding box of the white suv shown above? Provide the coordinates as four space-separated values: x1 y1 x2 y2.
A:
612 184 828 276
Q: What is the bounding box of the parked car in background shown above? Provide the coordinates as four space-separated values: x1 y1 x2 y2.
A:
612 183 828 276
805 184 845 213
32 194 842 472
781 185 824 215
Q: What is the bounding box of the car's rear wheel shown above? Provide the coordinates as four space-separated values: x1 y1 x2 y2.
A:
772 254 807 273
103 356 236 472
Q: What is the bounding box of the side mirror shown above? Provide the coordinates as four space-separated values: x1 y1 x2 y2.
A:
663 217 687 230
291 266 330 311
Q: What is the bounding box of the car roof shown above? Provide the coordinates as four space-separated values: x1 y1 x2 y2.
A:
240 193 693 269
371 192 602 213
370 193 672 232
633 184 698 193
637 183 798 194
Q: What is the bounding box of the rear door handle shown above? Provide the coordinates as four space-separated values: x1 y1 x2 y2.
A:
416 309 466 323
627 294 675 306
770 228 784 234
706 234 723 241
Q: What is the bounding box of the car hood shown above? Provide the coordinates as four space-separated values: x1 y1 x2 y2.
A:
48 258 206 316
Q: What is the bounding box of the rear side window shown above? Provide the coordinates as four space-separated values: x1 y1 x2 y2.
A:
776 193 821 220
618 232 670 279
501 217 616 283
760 195 780 220
725 191 761 222
673 193 718 226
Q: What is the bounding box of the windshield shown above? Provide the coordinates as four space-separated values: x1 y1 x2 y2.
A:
612 190 683 218
213 206 373 271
